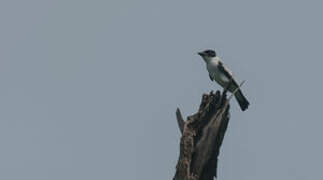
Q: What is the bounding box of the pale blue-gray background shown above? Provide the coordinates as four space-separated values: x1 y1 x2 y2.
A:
1 0 322 179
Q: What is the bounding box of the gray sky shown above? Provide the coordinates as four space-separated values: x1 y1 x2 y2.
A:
1 0 323 179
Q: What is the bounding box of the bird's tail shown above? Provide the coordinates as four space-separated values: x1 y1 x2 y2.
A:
234 89 249 111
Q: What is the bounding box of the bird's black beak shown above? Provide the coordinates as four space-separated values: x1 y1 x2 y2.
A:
198 52 204 57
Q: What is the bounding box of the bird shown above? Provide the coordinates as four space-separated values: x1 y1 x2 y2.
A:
198 49 249 111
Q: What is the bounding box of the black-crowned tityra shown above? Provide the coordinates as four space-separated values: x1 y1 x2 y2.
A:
198 49 249 111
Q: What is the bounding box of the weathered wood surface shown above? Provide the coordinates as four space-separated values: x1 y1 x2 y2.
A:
173 89 231 180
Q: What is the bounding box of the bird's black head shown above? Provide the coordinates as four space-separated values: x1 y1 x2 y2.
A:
198 49 216 58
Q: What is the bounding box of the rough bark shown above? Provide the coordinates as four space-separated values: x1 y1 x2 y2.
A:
173 89 231 180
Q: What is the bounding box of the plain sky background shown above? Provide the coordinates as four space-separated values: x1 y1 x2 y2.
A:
1 0 323 179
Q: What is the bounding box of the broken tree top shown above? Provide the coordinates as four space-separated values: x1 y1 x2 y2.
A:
173 90 231 180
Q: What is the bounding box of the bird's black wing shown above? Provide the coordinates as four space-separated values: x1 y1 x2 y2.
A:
218 61 250 111
217 61 239 87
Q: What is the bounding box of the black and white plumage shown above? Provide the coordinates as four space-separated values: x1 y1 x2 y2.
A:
198 49 249 111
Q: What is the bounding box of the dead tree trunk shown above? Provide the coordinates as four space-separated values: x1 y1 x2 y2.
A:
173 89 231 180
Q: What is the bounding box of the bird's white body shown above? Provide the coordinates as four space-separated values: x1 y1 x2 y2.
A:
206 57 232 88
